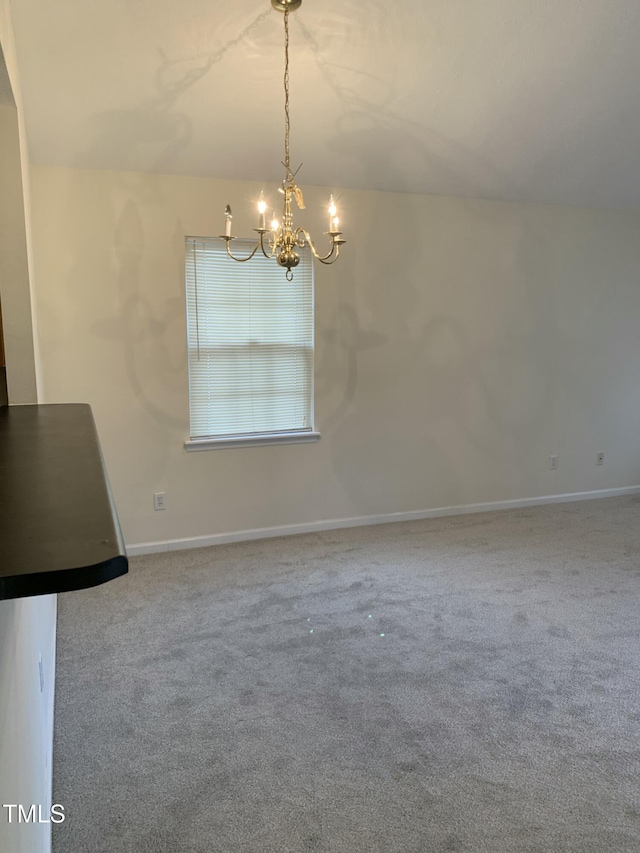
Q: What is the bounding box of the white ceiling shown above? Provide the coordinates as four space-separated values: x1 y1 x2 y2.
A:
10 0 640 209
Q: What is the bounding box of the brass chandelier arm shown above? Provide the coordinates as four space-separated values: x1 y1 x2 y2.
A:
221 238 261 263
295 228 344 264
222 231 280 262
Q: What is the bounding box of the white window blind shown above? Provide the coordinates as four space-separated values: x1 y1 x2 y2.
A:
185 237 314 441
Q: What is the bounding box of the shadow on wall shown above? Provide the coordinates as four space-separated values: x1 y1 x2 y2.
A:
294 14 513 200
79 9 271 179
89 200 186 429
322 204 566 510
77 9 280 430
77 1 522 200
316 302 387 437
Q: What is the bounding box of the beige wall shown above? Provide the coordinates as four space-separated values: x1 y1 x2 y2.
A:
31 164 640 547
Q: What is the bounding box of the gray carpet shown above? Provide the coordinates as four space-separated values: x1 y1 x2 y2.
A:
53 496 640 852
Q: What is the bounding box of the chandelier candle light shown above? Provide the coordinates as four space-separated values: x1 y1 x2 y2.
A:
221 0 345 280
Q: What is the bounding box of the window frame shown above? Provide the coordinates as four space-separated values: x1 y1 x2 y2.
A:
183 236 320 452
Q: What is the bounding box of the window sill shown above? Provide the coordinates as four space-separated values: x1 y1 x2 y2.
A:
184 431 321 451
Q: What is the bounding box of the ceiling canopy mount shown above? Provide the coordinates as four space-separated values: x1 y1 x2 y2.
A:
271 0 302 12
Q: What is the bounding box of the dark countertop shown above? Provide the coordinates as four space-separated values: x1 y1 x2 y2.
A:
0 403 128 599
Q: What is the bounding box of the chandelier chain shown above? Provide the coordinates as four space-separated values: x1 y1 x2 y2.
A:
283 6 290 174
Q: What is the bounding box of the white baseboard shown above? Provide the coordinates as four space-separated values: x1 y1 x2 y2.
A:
126 485 640 557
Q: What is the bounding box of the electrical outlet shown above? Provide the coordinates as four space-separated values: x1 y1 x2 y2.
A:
153 492 166 511
597 452 604 466
549 454 558 470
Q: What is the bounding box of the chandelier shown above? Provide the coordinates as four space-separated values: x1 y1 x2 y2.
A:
221 0 345 280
